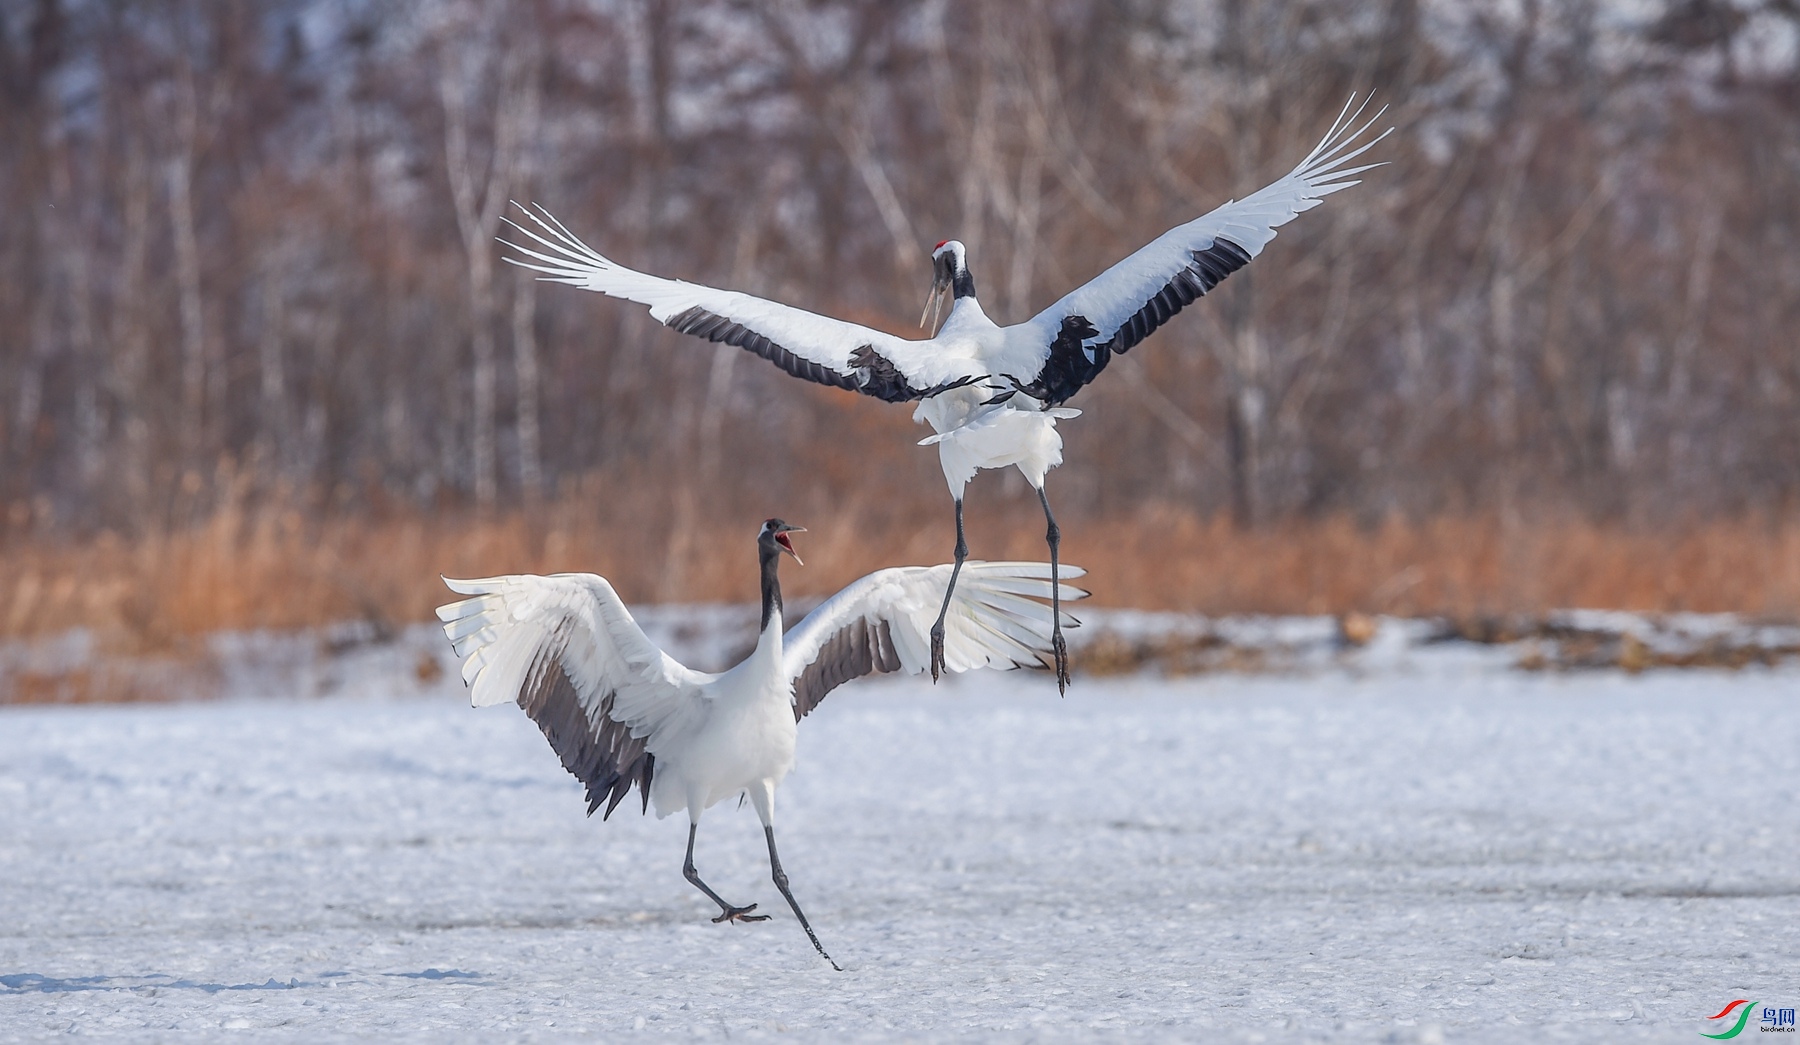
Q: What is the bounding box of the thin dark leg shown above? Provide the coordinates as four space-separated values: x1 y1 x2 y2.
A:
765 826 841 971
683 823 767 924
928 497 968 682
1038 486 1069 693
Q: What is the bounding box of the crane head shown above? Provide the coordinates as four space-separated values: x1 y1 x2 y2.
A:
759 518 806 566
919 239 966 334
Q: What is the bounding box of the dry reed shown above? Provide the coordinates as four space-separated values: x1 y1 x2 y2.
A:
4 496 1798 652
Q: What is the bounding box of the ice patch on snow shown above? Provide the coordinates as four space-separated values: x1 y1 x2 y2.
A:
3 669 1797 1039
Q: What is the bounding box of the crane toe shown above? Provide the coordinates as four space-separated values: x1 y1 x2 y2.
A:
712 904 769 924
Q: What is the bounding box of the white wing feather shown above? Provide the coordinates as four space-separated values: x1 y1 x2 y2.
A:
781 561 1088 715
499 205 961 391
1024 95 1391 350
435 573 712 735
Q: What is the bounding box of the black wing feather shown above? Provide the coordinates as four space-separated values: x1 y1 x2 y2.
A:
790 616 902 722
1023 237 1252 406
520 636 655 819
667 306 942 403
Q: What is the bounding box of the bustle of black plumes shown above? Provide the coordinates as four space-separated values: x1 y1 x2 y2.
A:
1023 237 1251 406
517 654 656 820
758 531 784 632
667 305 935 403
790 615 901 722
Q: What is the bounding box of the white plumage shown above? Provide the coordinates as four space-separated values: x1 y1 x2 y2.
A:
501 95 1388 690
436 519 1085 969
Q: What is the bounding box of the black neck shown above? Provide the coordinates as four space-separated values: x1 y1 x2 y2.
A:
759 544 783 632
953 267 977 300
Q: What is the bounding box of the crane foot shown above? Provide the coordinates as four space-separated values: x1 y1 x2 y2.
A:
712 904 769 924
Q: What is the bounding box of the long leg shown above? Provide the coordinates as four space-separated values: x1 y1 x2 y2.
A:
683 822 767 924
1037 485 1069 693
928 497 968 682
764 826 841 971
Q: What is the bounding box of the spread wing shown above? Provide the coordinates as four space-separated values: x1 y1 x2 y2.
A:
781 561 1089 721
501 204 968 401
437 573 715 818
1016 94 1391 405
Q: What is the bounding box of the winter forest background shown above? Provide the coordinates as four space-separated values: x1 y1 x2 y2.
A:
3 0 1800 646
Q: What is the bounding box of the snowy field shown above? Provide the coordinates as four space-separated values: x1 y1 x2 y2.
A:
3 648 1799 1041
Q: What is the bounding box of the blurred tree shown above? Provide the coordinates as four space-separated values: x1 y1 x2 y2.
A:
0 0 1796 539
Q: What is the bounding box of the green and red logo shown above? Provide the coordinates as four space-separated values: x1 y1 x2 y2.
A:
1702 1000 1757 1039
1702 999 1797 1038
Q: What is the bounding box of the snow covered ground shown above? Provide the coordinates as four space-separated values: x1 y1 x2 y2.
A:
3 649 1799 1041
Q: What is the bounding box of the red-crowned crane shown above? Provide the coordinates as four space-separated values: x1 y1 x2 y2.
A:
501 96 1388 692
437 520 1085 970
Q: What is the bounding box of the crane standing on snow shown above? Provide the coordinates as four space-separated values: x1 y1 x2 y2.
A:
501 96 1389 692
438 520 1085 969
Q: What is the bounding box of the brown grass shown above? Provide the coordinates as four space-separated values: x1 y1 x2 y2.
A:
4 661 222 704
1094 508 1800 619
4 495 1798 653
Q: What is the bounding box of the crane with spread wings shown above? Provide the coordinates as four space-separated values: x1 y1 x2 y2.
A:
438 519 1085 969
502 96 1388 691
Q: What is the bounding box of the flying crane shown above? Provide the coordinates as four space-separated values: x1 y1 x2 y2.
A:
502 95 1388 690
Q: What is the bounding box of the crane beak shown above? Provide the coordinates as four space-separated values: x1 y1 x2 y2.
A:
920 250 952 332
918 275 949 333
774 524 806 566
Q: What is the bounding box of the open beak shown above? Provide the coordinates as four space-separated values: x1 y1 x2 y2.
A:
774 524 806 566
919 268 950 332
